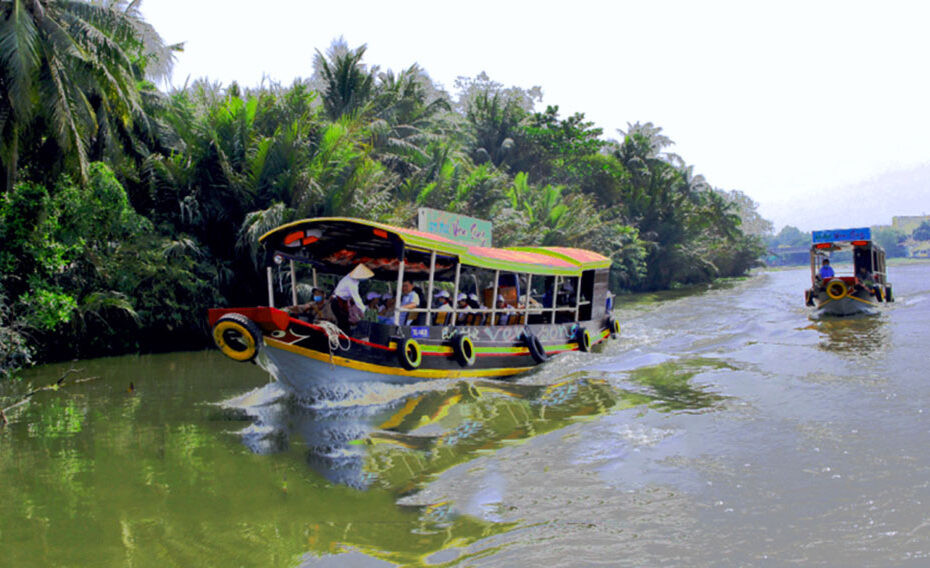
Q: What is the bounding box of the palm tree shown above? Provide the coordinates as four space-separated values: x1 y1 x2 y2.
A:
464 89 526 168
0 0 173 191
367 64 451 178
312 40 377 122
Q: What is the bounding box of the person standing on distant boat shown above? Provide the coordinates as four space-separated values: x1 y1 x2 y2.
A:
332 264 374 331
819 258 835 279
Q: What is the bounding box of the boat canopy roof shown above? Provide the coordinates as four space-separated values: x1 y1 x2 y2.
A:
260 217 610 279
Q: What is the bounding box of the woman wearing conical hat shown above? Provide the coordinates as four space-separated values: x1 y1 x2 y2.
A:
331 264 374 331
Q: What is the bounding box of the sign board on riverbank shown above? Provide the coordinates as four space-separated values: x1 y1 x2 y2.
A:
417 207 492 247
812 227 871 244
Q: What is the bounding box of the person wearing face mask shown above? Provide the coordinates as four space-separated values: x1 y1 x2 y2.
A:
287 287 336 324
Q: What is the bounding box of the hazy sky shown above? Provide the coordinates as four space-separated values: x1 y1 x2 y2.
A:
140 0 930 231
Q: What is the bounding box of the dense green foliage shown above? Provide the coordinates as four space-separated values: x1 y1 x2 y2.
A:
872 226 909 258
0 16 766 376
767 225 810 249
913 221 930 242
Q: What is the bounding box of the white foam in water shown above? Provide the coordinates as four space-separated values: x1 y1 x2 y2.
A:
314 377 467 409
217 382 290 409
586 348 677 373
615 423 675 448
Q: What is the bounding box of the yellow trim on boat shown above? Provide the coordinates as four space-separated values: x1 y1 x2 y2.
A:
265 337 533 379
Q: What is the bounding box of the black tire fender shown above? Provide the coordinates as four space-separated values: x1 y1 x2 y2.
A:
577 327 592 352
452 333 476 367
398 337 422 370
607 316 621 338
525 333 548 364
826 279 848 300
213 313 263 362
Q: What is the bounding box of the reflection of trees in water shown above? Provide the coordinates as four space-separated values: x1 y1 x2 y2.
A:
625 358 732 413
813 314 889 356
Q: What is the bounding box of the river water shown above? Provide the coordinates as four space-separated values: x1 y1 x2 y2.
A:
2 262 929 567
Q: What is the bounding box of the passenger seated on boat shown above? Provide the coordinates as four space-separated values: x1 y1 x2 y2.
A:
462 293 485 325
432 290 453 325
286 287 337 324
363 292 382 321
557 280 575 305
399 280 421 326
495 294 516 325
377 294 395 324
856 266 882 300
455 293 471 325
819 259 835 279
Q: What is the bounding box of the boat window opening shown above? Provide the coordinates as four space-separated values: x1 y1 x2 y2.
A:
578 270 597 321
254 220 616 350
449 262 462 326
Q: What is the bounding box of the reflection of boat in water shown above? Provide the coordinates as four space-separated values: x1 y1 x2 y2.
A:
208 217 621 399
228 362 727 493
218 360 726 565
805 227 894 317
233 378 626 491
813 313 890 357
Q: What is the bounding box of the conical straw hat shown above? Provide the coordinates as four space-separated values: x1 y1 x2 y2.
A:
349 263 374 279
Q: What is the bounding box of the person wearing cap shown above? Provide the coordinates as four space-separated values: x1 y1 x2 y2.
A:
819 258 835 279
428 289 452 325
434 290 453 312
362 291 382 322
455 293 470 311
332 264 374 331
455 292 473 325
496 294 515 325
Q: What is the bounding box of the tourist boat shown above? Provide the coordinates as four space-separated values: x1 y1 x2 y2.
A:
804 227 894 316
208 217 620 397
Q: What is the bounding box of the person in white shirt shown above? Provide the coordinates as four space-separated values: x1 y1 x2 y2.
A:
496 294 515 325
399 280 420 325
455 292 473 325
332 264 373 330
434 290 453 311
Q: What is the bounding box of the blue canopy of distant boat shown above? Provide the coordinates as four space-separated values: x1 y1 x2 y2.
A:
812 227 871 244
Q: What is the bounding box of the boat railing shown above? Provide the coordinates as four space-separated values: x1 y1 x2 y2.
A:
397 300 588 326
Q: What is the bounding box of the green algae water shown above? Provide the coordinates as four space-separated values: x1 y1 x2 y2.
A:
2 262 930 567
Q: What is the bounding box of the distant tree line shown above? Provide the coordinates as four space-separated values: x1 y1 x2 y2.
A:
766 221 928 264
0 4 766 377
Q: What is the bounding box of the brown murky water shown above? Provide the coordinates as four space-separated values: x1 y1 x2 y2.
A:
2 262 929 567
